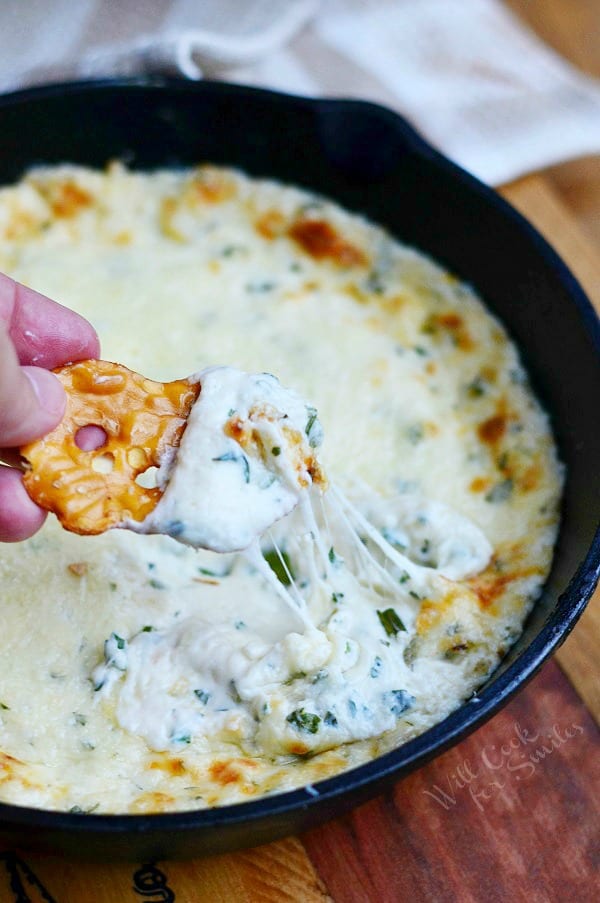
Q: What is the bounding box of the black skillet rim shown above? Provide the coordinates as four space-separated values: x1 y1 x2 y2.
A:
0 77 598 843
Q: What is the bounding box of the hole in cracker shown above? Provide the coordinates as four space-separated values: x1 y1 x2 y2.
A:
75 425 108 451
135 466 159 489
92 452 115 474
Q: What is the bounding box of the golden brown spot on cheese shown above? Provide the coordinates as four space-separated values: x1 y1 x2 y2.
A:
424 421 439 438
439 312 462 330
5 211 41 241
209 760 242 785
255 208 287 239
415 593 455 635
130 791 176 813
50 182 93 218
159 197 186 242
289 218 368 268
224 416 245 442
469 554 542 609
67 562 88 577
481 366 497 383
379 294 407 315
192 168 236 204
416 585 481 635
366 315 385 332
224 413 326 489
425 361 437 375
148 757 187 776
520 462 542 492
112 230 132 245
422 311 474 351
0 752 25 786
344 282 367 304
478 414 507 445
288 742 310 756
470 476 491 493
302 280 320 293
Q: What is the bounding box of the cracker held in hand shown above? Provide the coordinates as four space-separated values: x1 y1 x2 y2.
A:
20 360 200 534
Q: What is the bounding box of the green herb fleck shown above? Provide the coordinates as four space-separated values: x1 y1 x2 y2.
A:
109 582 117 591
467 376 486 398
332 591 344 604
263 548 294 585
198 567 218 577
228 681 242 704
212 451 250 483
286 709 321 734
406 423 424 444
141 625 155 633
328 546 344 567
73 712 87 726
246 280 276 293
385 689 416 716
366 270 386 294
444 642 474 660
305 406 319 441
485 479 514 503
497 452 509 471
409 590 422 600
324 711 338 727
149 579 166 590
381 527 407 551
194 689 211 704
377 608 407 637
69 803 99 815
370 656 383 678
399 571 411 584
283 671 307 686
0 702 9 711
271 446 281 456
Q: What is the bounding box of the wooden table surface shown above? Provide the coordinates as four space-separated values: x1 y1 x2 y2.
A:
1 2 598 900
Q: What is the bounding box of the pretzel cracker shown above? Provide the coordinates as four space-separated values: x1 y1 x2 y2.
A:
20 360 200 535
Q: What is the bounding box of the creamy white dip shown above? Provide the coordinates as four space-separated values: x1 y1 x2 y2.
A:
130 366 324 552
95 476 493 755
0 163 562 814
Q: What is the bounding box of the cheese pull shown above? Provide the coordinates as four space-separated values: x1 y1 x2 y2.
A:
20 360 200 535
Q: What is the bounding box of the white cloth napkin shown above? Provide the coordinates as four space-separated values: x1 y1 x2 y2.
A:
0 0 599 185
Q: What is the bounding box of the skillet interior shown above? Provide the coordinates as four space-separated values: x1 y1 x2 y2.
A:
0 79 598 860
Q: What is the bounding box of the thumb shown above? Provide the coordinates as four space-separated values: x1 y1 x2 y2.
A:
0 323 66 447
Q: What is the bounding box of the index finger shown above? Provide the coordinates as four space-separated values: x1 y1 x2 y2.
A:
0 273 100 368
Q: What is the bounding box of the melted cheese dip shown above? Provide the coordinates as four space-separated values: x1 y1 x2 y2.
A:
132 366 325 552
0 164 562 814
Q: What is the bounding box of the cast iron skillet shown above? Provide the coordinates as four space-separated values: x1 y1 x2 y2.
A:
0 79 598 861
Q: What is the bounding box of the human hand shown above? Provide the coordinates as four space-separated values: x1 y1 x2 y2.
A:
0 273 100 541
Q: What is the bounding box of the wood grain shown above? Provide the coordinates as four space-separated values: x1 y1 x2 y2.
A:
0 837 330 902
505 0 600 78
303 661 600 903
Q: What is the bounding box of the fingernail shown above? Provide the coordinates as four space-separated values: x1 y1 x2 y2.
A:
24 368 66 420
